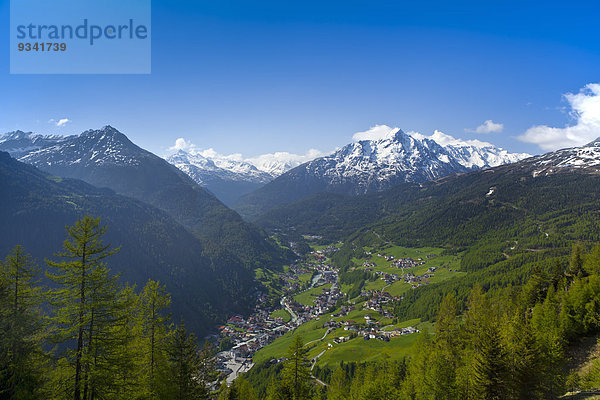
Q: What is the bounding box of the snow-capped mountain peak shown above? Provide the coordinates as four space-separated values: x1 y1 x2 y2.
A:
18 125 144 168
166 150 272 184
165 149 274 205
246 154 307 177
0 130 73 158
409 130 531 169
234 127 534 217
258 128 531 196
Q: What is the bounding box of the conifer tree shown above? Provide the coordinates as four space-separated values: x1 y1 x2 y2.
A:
281 335 311 400
584 245 600 275
472 324 507 400
46 216 120 400
136 279 171 398
327 366 348 400
162 324 213 400
0 246 46 399
568 244 585 280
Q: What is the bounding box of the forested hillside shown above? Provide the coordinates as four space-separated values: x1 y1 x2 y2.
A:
253 158 600 320
15 126 292 268
0 151 256 335
234 245 600 400
0 218 215 399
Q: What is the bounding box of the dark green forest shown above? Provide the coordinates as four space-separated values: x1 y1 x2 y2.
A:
0 217 214 399
0 151 264 336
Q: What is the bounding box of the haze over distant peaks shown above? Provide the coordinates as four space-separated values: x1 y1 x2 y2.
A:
166 149 273 206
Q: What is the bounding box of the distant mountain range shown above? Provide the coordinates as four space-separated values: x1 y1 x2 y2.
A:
166 150 273 206
233 128 530 219
1 126 292 269
253 136 600 245
164 149 319 205
0 130 73 158
2 127 530 218
0 130 306 207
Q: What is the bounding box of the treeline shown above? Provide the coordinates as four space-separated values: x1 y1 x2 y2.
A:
229 244 600 399
393 248 568 322
0 216 214 400
395 244 600 399
338 270 375 300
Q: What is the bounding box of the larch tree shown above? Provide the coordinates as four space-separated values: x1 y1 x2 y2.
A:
45 216 120 400
281 335 311 400
136 279 172 398
0 245 46 399
162 324 213 400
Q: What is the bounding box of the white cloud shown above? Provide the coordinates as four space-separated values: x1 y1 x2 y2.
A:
198 148 244 162
352 125 400 141
410 130 495 149
48 118 71 127
247 149 325 166
466 120 504 134
518 83 600 151
169 137 197 152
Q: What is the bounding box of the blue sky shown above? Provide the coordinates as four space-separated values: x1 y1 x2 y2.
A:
1 0 599 160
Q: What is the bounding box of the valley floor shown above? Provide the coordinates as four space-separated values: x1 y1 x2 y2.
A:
215 242 464 382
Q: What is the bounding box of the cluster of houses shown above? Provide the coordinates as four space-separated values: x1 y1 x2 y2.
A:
391 257 425 269
315 245 340 256
359 326 420 341
280 264 313 293
362 290 397 317
375 271 401 284
362 261 376 270
218 309 292 357
294 280 342 317
360 251 441 290
369 269 436 289
215 261 342 381
401 272 433 288
214 306 293 381
336 318 419 342
331 305 355 318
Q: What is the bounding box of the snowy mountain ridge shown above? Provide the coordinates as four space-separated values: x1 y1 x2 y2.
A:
167 150 272 185
291 128 531 195
0 130 73 158
18 126 144 168
526 137 600 177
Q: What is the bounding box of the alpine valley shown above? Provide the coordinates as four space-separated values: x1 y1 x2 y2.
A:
4 126 600 400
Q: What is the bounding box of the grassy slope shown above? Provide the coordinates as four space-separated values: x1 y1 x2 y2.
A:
270 308 292 323
294 283 333 306
255 244 461 368
353 245 465 298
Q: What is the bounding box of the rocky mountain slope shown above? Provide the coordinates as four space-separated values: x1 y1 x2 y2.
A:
234 128 530 219
6 126 291 268
0 151 255 335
